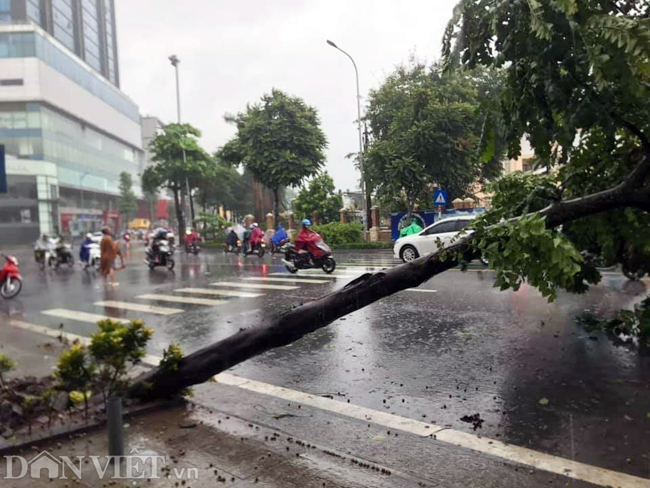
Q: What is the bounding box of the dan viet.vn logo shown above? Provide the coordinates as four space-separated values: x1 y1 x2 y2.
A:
3 447 198 482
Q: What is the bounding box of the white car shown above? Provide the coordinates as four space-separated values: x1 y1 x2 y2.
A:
394 215 477 262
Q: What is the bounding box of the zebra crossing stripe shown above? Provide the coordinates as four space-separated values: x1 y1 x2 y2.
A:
42 308 131 324
242 277 330 284
175 288 263 298
209 282 299 291
269 272 357 279
136 294 227 306
94 301 182 315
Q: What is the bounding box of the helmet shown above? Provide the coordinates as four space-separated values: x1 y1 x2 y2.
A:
186 229 192 235
86 233 92 239
252 223 258 228
302 219 312 226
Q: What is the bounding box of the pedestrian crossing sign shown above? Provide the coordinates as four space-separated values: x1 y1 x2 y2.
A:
434 189 448 207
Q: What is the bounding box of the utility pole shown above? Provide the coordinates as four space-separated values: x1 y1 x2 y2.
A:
327 40 370 239
169 55 194 236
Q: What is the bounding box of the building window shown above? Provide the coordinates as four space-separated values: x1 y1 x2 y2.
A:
26 0 41 24
0 32 37 57
52 0 76 52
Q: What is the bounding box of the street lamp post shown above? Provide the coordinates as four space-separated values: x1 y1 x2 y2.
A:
326 39 369 239
168 55 194 233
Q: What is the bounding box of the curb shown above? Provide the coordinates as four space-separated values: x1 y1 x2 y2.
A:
0 398 183 456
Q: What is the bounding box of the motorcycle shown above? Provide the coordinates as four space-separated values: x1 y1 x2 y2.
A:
185 242 201 255
244 238 266 258
34 249 51 271
282 242 336 274
82 242 101 270
224 240 242 255
145 239 175 270
0 254 22 299
51 242 74 269
269 237 289 254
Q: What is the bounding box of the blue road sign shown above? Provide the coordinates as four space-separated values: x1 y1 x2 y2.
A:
434 189 448 207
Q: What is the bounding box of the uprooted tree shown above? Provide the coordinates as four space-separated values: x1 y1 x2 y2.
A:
130 0 650 400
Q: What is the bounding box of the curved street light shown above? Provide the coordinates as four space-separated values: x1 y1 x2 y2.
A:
327 39 369 238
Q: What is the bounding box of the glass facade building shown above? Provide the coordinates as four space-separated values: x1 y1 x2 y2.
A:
2 0 120 87
0 3 143 243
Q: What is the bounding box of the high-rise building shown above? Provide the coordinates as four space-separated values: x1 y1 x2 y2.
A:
0 0 143 244
4 0 120 86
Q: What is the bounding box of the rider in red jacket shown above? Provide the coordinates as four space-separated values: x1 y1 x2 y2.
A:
295 219 327 259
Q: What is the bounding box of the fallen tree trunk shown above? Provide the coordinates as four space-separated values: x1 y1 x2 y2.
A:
129 175 650 401
129 244 468 400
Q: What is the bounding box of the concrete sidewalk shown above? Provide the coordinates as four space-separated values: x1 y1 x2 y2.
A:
0 403 421 488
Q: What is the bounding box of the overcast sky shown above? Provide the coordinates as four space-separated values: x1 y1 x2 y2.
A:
115 0 456 191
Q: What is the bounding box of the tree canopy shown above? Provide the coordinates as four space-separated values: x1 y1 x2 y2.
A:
292 172 343 224
141 123 211 237
442 0 650 299
364 63 505 213
195 159 254 219
117 171 138 227
219 88 328 220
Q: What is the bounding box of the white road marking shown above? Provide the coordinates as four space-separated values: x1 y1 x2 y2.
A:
214 373 648 488
209 282 299 291
42 309 130 324
175 288 263 298
137 294 226 306
9 321 161 365
242 277 330 284
409 289 438 294
10 320 91 344
9 320 646 487
95 301 182 315
269 272 357 279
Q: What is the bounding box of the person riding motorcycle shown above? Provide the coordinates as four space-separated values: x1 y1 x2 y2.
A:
185 228 200 250
79 233 94 264
225 228 239 251
249 223 265 250
270 223 288 250
150 228 168 261
295 219 327 263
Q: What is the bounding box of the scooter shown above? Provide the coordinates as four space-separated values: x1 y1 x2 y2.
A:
185 242 201 255
244 238 266 258
50 240 74 269
223 240 242 255
0 254 22 299
282 242 336 274
81 242 101 270
269 237 289 254
145 239 175 270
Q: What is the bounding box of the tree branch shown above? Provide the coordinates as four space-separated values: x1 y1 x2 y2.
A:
129 180 650 401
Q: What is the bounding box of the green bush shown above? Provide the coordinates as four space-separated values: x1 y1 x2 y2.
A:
312 222 363 246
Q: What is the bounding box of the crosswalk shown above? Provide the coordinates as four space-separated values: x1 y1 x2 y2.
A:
209 281 299 291
36 266 437 327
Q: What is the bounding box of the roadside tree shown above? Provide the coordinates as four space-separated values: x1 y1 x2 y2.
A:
117 171 138 229
364 63 505 214
219 89 327 221
141 123 211 239
293 172 343 223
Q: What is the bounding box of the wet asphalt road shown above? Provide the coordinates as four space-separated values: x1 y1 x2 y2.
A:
0 244 649 485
